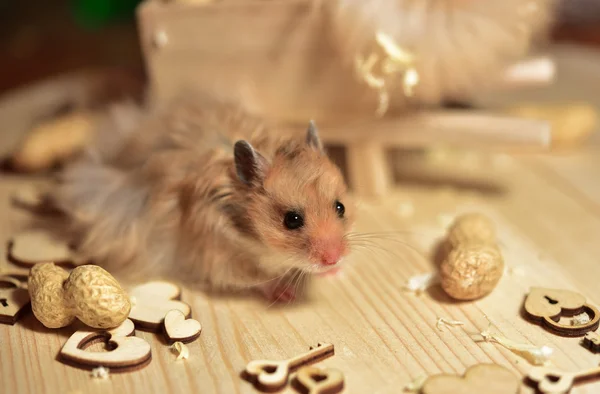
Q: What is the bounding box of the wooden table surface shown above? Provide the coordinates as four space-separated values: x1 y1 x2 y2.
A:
2 44 600 394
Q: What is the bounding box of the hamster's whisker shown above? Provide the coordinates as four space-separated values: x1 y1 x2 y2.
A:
265 270 299 310
346 234 427 259
243 266 295 289
295 270 310 302
346 230 439 239
347 240 426 267
284 271 304 308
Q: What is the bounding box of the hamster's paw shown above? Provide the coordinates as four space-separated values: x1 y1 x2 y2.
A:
259 282 297 303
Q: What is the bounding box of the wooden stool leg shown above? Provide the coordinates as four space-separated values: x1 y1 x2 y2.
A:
346 142 390 198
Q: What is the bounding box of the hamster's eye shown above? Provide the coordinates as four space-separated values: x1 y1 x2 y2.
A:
335 201 345 218
283 211 304 230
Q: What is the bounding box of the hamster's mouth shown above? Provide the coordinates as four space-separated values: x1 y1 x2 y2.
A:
305 258 344 276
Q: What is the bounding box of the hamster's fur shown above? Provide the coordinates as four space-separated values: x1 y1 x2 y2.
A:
48 92 355 301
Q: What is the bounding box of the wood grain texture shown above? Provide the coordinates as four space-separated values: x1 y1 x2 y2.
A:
1 44 600 394
2 140 600 393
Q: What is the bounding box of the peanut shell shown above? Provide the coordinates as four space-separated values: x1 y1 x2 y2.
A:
440 243 504 300
447 213 496 248
64 265 131 329
28 263 75 328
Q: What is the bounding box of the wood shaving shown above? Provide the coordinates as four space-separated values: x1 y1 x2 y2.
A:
402 273 439 295
354 31 419 117
436 317 465 331
403 375 427 392
171 341 189 360
572 312 591 326
478 325 553 366
90 366 110 379
505 266 526 277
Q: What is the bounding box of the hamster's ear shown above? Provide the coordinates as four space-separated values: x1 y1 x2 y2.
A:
234 140 269 186
305 120 324 153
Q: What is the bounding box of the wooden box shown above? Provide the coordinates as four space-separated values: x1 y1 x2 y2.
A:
136 0 378 125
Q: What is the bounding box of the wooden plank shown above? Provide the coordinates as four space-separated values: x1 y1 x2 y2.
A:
317 111 552 150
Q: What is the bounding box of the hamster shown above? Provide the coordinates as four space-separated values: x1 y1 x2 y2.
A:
48 91 355 302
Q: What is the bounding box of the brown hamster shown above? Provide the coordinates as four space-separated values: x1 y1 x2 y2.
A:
49 91 355 302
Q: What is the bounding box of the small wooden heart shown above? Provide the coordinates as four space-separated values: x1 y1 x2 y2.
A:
293 366 345 394
524 287 600 336
0 276 30 325
128 281 191 331
421 364 519 394
163 309 201 344
8 230 80 268
59 318 152 372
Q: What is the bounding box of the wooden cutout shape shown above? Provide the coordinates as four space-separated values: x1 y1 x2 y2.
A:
163 309 201 344
523 287 600 337
421 364 520 394
292 366 344 394
128 281 191 331
527 364 600 394
0 276 30 325
59 318 151 372
243 343 334 392
583 331 600 354
8 230 80 268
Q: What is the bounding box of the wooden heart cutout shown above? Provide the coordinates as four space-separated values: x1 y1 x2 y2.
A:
59 318 152 372
163 309 201 344
128 281 191 331
8 230 81 268
421 364 519 394
0 276 31 325
524 287 600 336
293 366 345 394
583 331 600 354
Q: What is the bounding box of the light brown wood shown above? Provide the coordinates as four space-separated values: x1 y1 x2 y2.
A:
345 142 390 198
128 281 191 331
527 365 600 394
318 111 551 150
3 136 600 392
523 287 600 337
243 343 335 392
162 309 201 344
59 319 152 372
582 332 600 354
317 110 551 197
421 363 519 394
293 366 345 394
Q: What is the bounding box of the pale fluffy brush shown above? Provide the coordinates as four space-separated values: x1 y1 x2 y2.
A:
328 0 556 110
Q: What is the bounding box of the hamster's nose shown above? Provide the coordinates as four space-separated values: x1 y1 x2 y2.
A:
319 246 342 266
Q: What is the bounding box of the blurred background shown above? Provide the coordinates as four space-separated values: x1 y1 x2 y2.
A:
0 0 143 95
2 0 600 177
1 0 600 97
